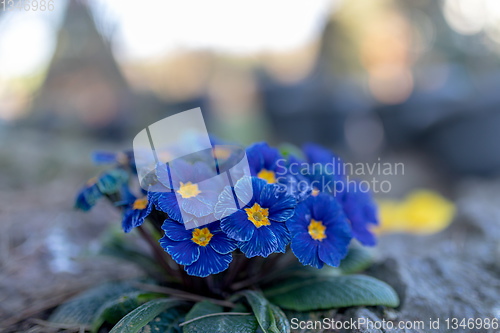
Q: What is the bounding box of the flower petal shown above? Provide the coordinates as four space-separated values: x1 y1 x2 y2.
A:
155 192 182 222
181 196 213 217
238 226 278 258
317 242 346 268
155 163 173 189
221 209 255 242
290 232 323 269
310 194 333 221
122 201 152 233
261 144 281 170
159 235 200 265
185 246 232 277
351 225 377 246
214 186 238 220
267 222 291 253
317 226 351 267
340 183 378 246
285 202 311 236
233 177 255 206
209 232 238 255
259 183 296 222
161 219 192 241
246 143 265 174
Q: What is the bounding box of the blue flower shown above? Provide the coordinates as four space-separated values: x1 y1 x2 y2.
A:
74 169 128 211
303 143 344 171
246 142 283 184
155 160 222 220
247 142 309 204
286 193 352 268
337 181 378 246
160 219 237 277
299 143 346 197
217 177 296 258
75 179 102 211
122 192 154 233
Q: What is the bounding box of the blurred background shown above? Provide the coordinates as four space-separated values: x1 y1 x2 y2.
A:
1 0 500 330
3 0 500 175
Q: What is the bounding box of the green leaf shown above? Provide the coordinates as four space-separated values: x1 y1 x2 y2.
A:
264 275 399 311
235 290 290 333
338 247 374 274
49 282 139 325
91 292 163 333
110 298 184 333
182 300 258 333
137 306 187 333
268 304 290 333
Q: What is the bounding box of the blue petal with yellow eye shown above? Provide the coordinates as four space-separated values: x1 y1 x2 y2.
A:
160 219 237 277
155 160 222 220
247 142 307 203
122 192 154 233
286 193 351 268
337 181 378 246
246 142 282 179
219 177 296 258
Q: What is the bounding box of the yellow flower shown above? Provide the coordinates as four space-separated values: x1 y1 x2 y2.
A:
376 189 455 234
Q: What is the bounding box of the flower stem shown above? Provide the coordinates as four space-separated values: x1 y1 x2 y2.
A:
137 225 180 280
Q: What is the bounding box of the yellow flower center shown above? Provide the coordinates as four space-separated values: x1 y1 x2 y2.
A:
213 147 232 160
245 203 270 228
177 181 201 198
191 227 213 246
257 169 276 184
133 197 148 210
86 177 97 186
308 219 327 241
311 187 320 196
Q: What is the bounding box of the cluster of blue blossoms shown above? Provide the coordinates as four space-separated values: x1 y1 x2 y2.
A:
76 143 378 277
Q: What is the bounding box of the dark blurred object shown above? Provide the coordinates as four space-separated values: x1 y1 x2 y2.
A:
29 0 135 139
258 20 372 148
26 0 211 139
379 64 500 176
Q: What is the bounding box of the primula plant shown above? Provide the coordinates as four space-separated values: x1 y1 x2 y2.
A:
52 142 399 333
